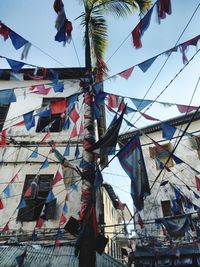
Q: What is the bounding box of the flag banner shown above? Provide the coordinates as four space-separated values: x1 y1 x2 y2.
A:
9 30 28 49
33 84 51 95
195 176 200 191
140 112 159 121
69 107 80 123
35 217 43 229
138 56 157 73
118 66 134 80
6 58 25 72
161 122 176 140
17 198 26 209
46 190 55 203
30 147 38 158
40 158 49 169
176 104 198 113
117 133 150 211
52 170 62 187
52 81 64 92
23 111 35 130
94 165 103 188
159 215 191 237
0 89 16 104
64 143 70 156
63 202 68 213
131 98 152 112
87 108 125 155
0 199 4 209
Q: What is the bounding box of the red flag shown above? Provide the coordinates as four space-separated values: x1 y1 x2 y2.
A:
40 132 50 143
0 24 10 40
70 125 78 138
79 122 84 135
0 129 6 147
118 99 126 113
0 199 4 209
33 85 51 95
176 104 198 114
118 67 134 80
51 99 67 114
11 173 18 183
36 217 43 229
52 171 62 187
69 107 80 123
13 121 25 127
55 239 61 247
2 222 9 232
24 186 32 197
137 213 144 229
140 112 159 121
132 24 142 49
195 176 200 191
60 213 67 225
108 94 120 109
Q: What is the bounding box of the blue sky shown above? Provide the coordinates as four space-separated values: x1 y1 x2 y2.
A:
0 0 200 214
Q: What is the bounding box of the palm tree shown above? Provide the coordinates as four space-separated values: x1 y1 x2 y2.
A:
77 0 151 80
76 1 152 266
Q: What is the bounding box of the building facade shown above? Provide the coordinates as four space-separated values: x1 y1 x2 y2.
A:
119 111 200 267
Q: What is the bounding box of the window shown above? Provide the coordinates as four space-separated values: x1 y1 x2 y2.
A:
161 200 172 217
161 199 183 217
149 143 174 170
17 174 56 222
36 98 66 133
0 105 9 132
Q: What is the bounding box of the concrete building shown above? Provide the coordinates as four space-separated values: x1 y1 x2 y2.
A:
0 68 130 266
119 111 200 267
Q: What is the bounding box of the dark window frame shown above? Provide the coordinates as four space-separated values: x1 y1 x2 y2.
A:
36 98 66 133
17 174 56 222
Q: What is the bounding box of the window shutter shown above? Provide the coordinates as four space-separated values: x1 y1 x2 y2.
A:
17 200 36 221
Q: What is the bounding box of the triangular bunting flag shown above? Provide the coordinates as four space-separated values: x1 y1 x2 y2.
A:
40 158 49 169
140 112 159 121
52 170 62 187
6 58 25 72
118 67 134 80
70 125 78 138
9 30 28 49
0 89 16 105
63 202 68 213
2 222 9 232
46 190 55 203
161 122 176 140
23 111 35 130
138 56 157 72
74 143 80 159
30 147 38 158
69 107 80 123
195 176 200 191
131 98 152 111
17 198 26 209
36 217 43 229
0 199 4 209
64 143 70 156
60 213 67 225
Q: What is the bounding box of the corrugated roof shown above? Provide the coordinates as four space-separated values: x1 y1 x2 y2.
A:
0 245 126 267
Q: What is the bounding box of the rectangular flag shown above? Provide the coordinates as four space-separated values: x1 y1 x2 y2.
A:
87 108 125 155
117 133 150 211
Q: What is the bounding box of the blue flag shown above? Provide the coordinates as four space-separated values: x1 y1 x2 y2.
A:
46 190 55 203
6 58 25 72
40 158 49 169
23 111 35 130
17 198 26 209
161 122 176 140
9 31 28 49
117 133 150 211
30 147 38 158
64 143 70 156
0 89 16 105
